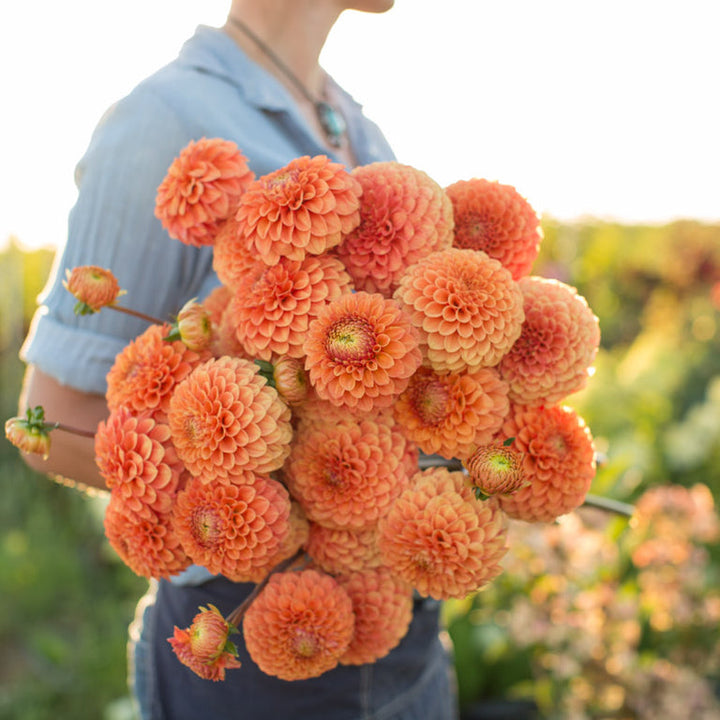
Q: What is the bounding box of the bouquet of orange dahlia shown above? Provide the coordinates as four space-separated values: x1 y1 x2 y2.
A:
7 138 601 682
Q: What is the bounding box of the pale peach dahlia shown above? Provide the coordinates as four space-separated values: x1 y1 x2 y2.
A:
499 277 601 405
445 178 542 280
393 248 525 373
306 523 384 576
243 569 354 681
155 137 254 247
285 418 409 529
95 407 182 518
106 324 210 422
227 253 353 361
234 154 362 265
212 215 263 293
496 403 596 522
393 365 509 460
172 473 291 582
335 161 454 297
303 291 422 412
378 468 508 600
338 569 413 666
168 356 292 481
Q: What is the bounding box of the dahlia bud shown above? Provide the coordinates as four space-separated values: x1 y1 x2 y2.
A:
173 299 213 351
5 406 54 460
464 441 529 497
63 265 125 315
272 356 309 405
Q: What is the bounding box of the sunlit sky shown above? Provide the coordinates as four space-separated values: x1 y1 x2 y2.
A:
1 0 719 251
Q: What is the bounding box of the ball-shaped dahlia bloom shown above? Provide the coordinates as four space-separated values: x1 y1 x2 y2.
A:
226 253 353 361
285 417 409 529
306 523 384 576
155 137 255 247
303 291 422 412
169 604 242 681
243 568 355 681
393 248 525 373
63 265 125 314
95 407 182 518
212 215 263 293
168 356 292 481
445 178 542 280
495 404 596 522
202 284 234 327
393 365 509 460
338 569 413 666
378 467 508 600
104 490 191 579
172 473 291 582
106 323 210 423
464 441 529 496
334 161 454 297
499 276 601 405
234 154 362 265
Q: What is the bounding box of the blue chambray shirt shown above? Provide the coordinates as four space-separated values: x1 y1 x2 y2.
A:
22 25 395 394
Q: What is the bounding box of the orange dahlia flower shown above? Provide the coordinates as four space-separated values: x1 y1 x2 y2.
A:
393 248 525 373
334 161 454 297
499 276 601 405
226 253 353 361
202 285 233 327
306 523 383 575
106 323 209 422
234 154 362 265
169 604 242 681
378 468 508 600
243 568 354 681
338 569 413 666
272 356 310 405
155 137 254 247
285 418 409 529
303 291 422 412
95 407 182 518
445 178 542 280
212 215 262 293
104 490 191 579
495 404 596 522
172 473 291 582
211 300 250 359
168 356 292 481
63 265 125 314
393 365 509 460
464 441 529 496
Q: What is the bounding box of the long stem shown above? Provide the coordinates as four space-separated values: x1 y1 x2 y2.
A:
108 304 166 326
582 493 634 518
50 422 96 439
226 549 305 628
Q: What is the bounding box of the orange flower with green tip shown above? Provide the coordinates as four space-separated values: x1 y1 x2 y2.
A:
63 265 126 315
272 356 310 405
165 298 213 352
5 406 54 460
168 604 242 681
463 440 529 497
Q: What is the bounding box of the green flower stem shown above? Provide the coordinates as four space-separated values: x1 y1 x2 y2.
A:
582 493 635 518
50 422 96 439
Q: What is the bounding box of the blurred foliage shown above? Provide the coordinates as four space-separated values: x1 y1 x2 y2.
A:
1 217 719 718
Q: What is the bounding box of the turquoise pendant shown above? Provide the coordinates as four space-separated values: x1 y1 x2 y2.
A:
316 101 346 148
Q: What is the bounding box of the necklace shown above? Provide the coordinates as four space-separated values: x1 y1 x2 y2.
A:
227 16 347 148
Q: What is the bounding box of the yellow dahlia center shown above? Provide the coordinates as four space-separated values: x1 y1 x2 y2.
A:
487 453 514 472
291 629 319 658
325 316 377 364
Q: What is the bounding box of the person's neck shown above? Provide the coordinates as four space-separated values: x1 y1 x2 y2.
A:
223 0 341 98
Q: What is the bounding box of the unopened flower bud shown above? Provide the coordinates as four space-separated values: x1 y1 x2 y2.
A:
176 299 213 351
63 265 125 315
4 406 54 460
464 441 529 497
272 356 309 405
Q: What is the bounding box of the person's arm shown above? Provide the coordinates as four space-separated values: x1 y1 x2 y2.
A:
18 365 109 492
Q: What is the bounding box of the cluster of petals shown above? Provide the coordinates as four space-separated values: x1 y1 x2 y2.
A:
168 356 292 481
393 365 510 460
378 468 508 600
106 324 209 422
445 178 542 280
172 473 291 582
243 569 354 681
95 407 182 518
169 604 242 681
286 418 409 529
464 441 529 496
63 265 125 313
334 161 454 297
212 216 263 292
234 154 362 265
304 291 422 412
496 403 596 522
306 523 384 576
104 490 190 579
337 569 413 665
155 137 254 247
393 248 525 373
227 253 353 361
202 285 233 327
499 277 601 405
